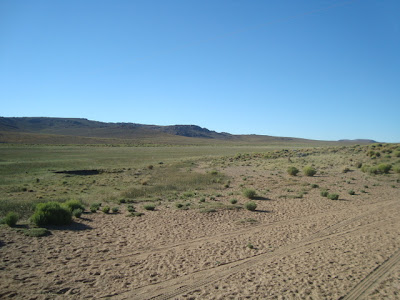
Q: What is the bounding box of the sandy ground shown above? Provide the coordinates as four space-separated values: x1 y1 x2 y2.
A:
1 162 400 299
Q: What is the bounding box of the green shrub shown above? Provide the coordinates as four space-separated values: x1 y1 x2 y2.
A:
303 166 317 177
348 190 355 195
128 212 144 217
31 202 72 226
311 184 319 188
102 206 110 214
4 212 19 227
230 199 238 204
23 227 49 237
63 199 84 212
378 164 392 174
199 197 206 203
244 201 257 211
72 208 83 218
112 207 119 213
247 243 254 249
327 193 339 200
287 167 299 176
127 205 135 213
175 203 184 209
90 203 101 212
320 190 329 197
394 151 400 158
143 204 156 211
243 189 257 199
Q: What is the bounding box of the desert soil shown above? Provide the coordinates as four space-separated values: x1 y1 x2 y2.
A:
1 159 400 299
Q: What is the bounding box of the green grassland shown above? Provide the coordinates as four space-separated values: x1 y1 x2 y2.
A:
1 142 399 221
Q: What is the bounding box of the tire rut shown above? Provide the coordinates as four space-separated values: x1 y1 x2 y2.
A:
112 199 397 261
340 248 400 300
114 202 399 300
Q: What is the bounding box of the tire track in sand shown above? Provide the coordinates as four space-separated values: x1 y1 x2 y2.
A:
113 202 400 300
340 248 400 300
112 199 397 261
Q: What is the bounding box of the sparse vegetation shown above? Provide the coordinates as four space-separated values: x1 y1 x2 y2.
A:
143 204 156 211
327 193 339 200
243 188 257 199
31 202 72 226
3 212 19 227
102 206 110 214
303 166 317 177
348 190 355 195
244 201 257 211
287 166 299 176
72 208 83 218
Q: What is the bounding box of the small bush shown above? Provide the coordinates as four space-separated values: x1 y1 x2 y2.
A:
143 204 156 211
311 184 319 188
287 167 299 176
394 151 400 158
303 166 317 177
147 165 154 170
128 212 144 217
327 193 339 200
199 197 206 203
356 162 363 168
247 243 254 249
112 207 119 213
348 190 355 195
23 227 50 237
90 203 101 211
63 199 85 212
175 203 184 209
378 164 392 174
31 202 72 226
320 190 329 197
4 212 19 227
244 201 257 211
230 199 238 204
127 205 136 213
243 189 257 199
72 208 83 218
102 206 110 214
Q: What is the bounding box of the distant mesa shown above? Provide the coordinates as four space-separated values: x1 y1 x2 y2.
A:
0 116 377 145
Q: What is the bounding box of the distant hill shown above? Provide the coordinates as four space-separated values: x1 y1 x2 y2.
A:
0 117 377 145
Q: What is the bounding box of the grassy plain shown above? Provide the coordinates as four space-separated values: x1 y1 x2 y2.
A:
1 142 400 299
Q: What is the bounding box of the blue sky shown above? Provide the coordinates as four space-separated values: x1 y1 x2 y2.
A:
1 0 399 142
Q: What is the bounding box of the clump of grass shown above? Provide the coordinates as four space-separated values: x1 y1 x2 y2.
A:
243 188 257 199
31 202 72 226
247 243 254 249
175 203 184 209
90 203 101 213
287 166 299 176
112 207 119 213
23 227 50 237
327 193 339 200
311 184 319 188
230 199 238 204
342 167 351 173
63 199 85 213
320 190 329 197
127 205 135 213
303 166 317 177
378 164 392 174
244 201 257 211
3 212 19 227
143 204 156 211
200 208 217 213
102 206 110 214
72 208 83 218
348 190 355 195
199 197 206 203
128 212 144 217
356 162 363 168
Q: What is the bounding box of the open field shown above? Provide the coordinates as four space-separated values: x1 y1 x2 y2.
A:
1 143 400 299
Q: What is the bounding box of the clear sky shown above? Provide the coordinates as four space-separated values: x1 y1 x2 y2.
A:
1 0 399 142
